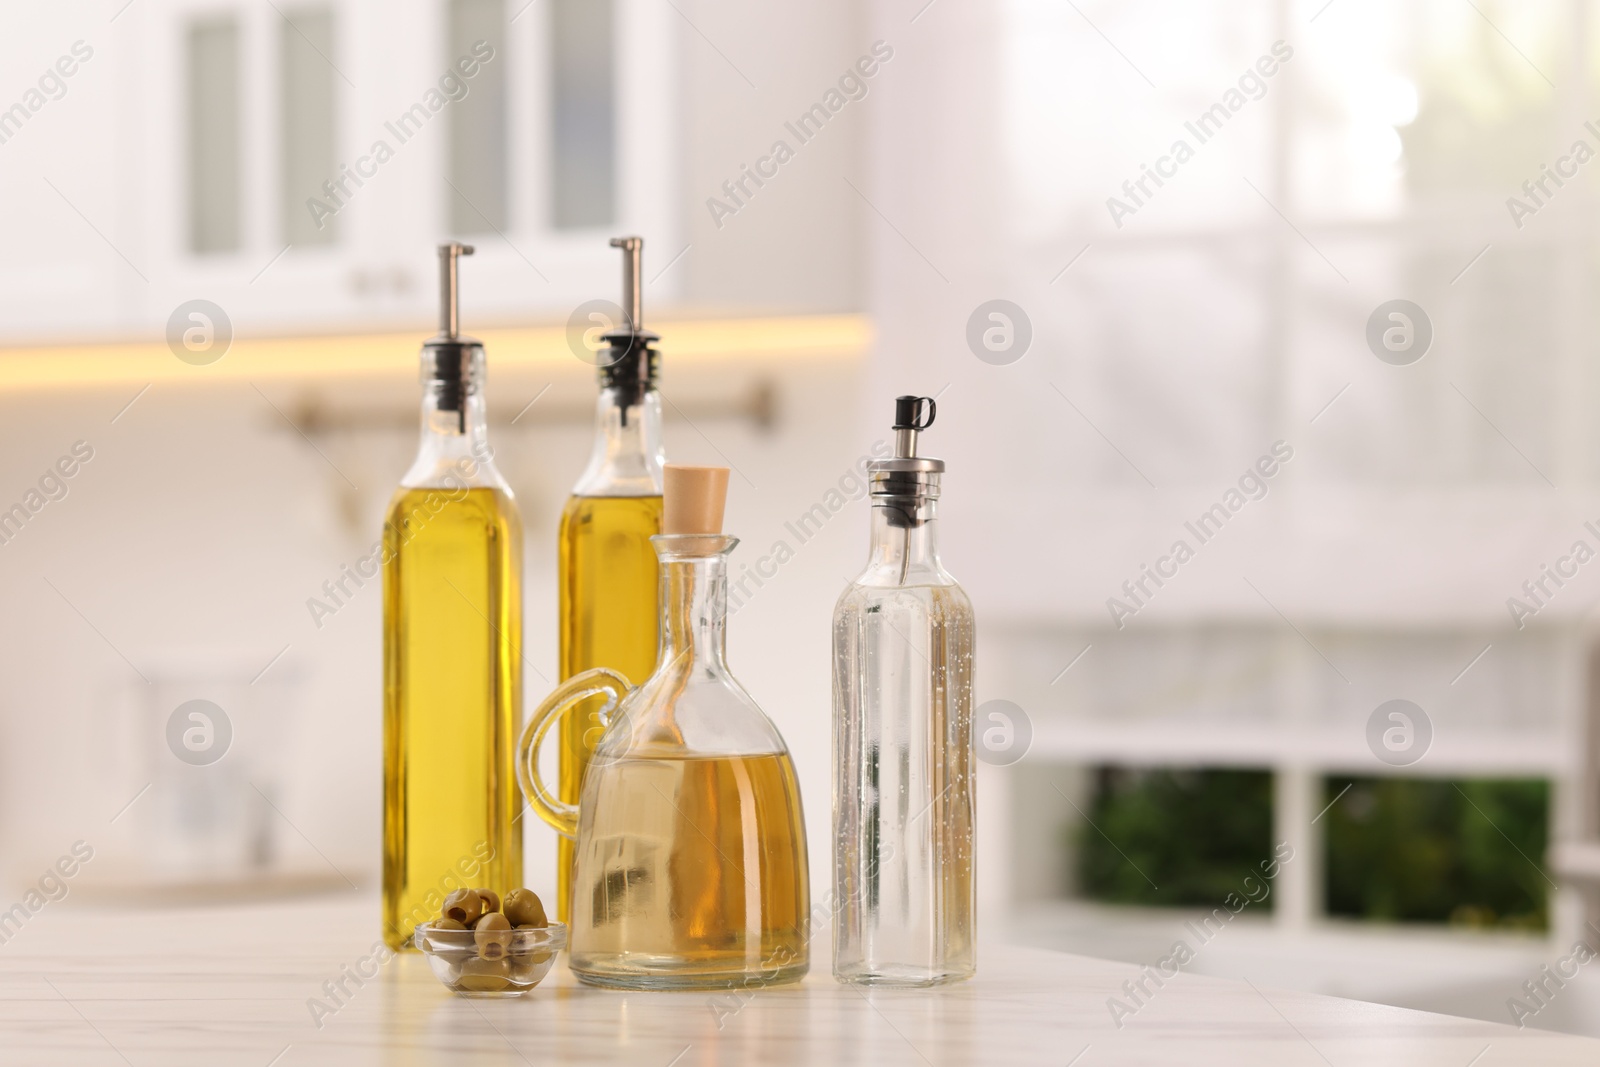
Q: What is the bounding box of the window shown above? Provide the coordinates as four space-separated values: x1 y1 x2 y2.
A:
279 6 338 246
187 16 241 254
550 0 614 229
1078 767 1274 908
1002 0 1578 485
448 0 508 234
1322 776 1549 930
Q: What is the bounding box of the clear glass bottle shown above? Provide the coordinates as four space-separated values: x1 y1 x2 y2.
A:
833 396 975 985
522 466 810 990
382 244 523 950
557 236 665 922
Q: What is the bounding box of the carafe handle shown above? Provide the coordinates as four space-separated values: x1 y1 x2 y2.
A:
516 668 633 840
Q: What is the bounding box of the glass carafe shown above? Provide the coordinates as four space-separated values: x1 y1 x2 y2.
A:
520 533 810 990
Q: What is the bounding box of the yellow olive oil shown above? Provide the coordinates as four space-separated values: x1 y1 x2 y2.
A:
569 750 809 988
383 486 523 949
556 493 662 921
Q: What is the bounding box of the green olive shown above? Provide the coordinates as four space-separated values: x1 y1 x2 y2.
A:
509 953 550 981
432 917 467 932
443 888 482 926
474 912 512 960
457 956 511 992
513 939 554 965
511 926 551 961
503 888 547 928
474 888 501 914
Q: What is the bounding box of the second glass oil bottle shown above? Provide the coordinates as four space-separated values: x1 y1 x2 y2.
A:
556 237 665 921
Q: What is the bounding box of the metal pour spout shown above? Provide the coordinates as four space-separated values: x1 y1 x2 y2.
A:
610 235 643 333
438 242 475 340
892 394 937 458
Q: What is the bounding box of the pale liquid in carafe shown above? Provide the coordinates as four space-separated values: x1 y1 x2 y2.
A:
569 749 809 988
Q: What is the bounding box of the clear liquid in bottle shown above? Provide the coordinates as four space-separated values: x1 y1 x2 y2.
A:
833 395 975 985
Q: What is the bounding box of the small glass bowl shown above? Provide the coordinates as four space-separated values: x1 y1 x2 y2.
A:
414 921 567 998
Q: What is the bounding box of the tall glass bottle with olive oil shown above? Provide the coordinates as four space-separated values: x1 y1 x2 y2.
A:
383 244 523 950
557 236 665 921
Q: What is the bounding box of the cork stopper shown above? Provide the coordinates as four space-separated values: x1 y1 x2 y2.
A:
663 465 729 534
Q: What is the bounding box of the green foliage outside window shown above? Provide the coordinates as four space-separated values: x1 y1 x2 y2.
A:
1074 766 1550 931
1075 767 1275 909
1322 776 1548 931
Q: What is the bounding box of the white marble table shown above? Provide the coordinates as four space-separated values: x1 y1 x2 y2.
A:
3 896 1596 1065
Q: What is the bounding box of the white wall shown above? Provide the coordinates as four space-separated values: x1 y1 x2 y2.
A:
0 350 874 906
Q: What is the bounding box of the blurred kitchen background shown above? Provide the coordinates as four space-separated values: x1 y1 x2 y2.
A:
5 0 1600 1038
